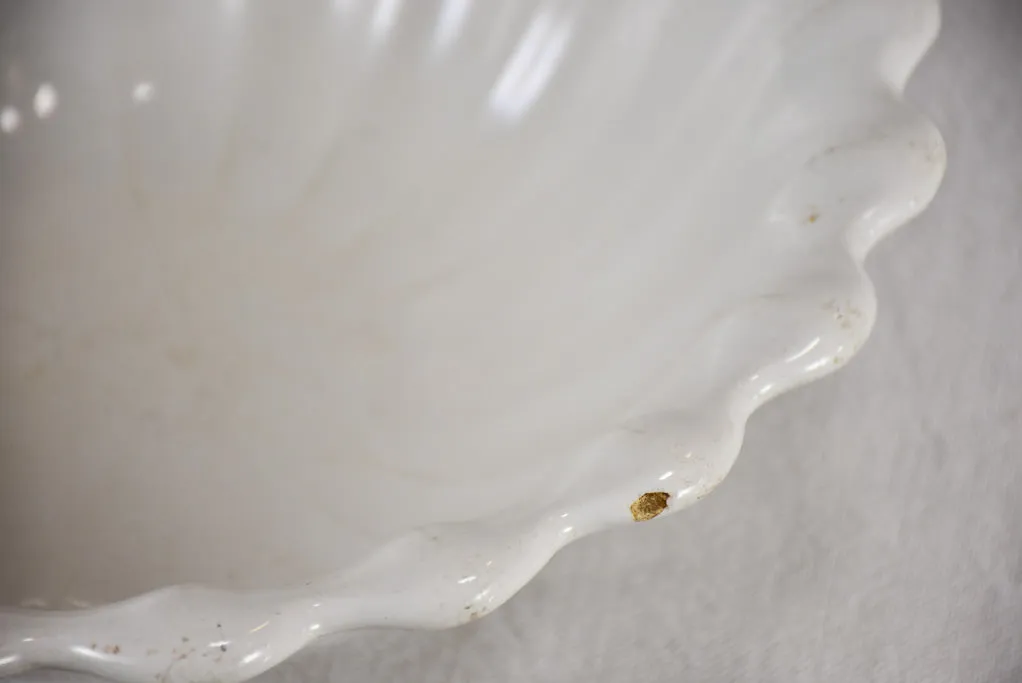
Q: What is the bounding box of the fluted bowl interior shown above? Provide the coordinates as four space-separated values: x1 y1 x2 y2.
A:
0 4 944 681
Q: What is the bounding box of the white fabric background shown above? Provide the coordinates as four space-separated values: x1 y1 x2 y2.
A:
21 0 1022 681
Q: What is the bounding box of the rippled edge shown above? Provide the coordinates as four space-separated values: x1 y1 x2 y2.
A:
0 3 947 681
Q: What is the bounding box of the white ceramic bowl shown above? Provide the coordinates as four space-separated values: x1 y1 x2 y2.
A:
0 1 944 681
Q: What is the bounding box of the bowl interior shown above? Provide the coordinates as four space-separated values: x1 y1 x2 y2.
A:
0 0 900 608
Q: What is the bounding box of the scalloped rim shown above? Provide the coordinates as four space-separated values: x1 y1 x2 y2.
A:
0 3 946 681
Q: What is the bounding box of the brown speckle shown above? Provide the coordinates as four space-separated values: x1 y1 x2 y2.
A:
102 645 121 655
630 491 671 521
807 212 820 223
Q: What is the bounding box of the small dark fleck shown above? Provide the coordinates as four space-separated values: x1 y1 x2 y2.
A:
216 622 222 628
181 636 189 643
220 644 228 652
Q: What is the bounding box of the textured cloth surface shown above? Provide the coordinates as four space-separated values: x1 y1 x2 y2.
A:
19 0 1022 681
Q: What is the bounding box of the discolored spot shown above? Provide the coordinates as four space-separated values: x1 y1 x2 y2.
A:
630 491 670 521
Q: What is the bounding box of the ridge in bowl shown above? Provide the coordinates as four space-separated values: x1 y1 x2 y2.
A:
0 1 945 681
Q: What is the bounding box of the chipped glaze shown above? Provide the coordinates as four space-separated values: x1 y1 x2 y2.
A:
629 492 671 522
0 0 944 681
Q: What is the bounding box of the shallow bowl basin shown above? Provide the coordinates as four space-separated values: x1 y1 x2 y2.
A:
0 1 944 681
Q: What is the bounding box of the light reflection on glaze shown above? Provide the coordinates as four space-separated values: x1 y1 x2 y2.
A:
0 106 20 133
488 7 573 121
32 83 57 119
804 356 832 372
370 0 403 42
433 0 472 51
248 621 269 634
239 651 263 666
131 82 155 104
786 336 821 362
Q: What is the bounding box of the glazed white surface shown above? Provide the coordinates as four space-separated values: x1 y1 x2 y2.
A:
0 1 945 681
247 6 1019 680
